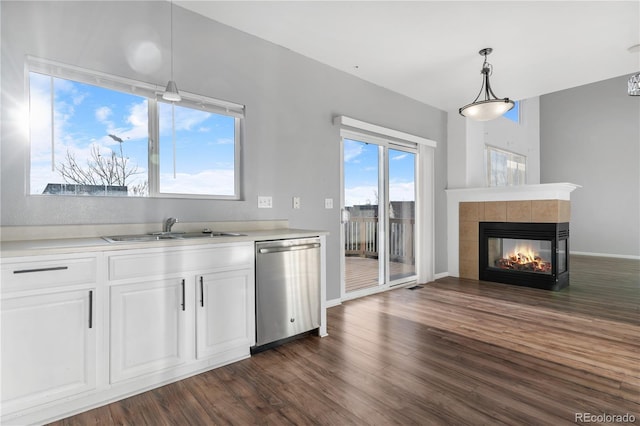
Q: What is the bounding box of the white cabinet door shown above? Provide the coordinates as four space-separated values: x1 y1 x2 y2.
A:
1 289 96 413
110 278 188 383
196 269 254 360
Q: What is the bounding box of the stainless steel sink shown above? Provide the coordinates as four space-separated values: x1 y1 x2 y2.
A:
102 233 183 243
181 232 246 238
102 231 245 243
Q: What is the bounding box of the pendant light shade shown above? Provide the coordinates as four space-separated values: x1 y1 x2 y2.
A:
459 48 514 121
163 80 181 102
162 1 181 102
628 73 640 96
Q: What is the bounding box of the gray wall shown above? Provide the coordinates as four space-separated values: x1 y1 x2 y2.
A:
0 1 449 299
540 75 640 257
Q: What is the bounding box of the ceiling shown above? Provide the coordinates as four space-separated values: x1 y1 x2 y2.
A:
177 1 640 112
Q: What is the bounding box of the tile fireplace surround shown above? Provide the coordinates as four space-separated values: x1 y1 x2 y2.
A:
445 183 580 279
459 199 570 280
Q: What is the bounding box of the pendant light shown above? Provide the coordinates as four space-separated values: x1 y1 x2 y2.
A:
628 44 640 95
628 73 640 96
162 0 181 102
459 48 514 121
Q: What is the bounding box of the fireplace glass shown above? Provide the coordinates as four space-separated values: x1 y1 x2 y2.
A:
487 237 553 275
479 222 569 291
557 238 567 274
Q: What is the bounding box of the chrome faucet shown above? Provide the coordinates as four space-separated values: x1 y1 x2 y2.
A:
163 217 178 233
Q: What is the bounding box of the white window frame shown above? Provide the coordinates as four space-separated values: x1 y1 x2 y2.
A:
485 144 527 187
26 56 244 200
335 115 437 292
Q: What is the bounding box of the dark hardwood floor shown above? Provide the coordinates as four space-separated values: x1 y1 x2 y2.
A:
50 255 639 425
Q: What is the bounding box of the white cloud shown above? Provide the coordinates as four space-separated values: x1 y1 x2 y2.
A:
343 140 365 162
120 100 149 140
176 109 210 131
389 182 415 202
345 181 414 207
345 185 378 207
158 103 211 133
159 169 235 196
95 106 112 123
215 137 233 145
392 153 408 160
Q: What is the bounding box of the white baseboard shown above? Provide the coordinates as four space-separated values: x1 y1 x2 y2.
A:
325 298 342 308
433 272 449 280
571 251 640 260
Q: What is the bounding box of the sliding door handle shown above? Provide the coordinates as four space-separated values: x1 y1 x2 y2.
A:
340 208 351 224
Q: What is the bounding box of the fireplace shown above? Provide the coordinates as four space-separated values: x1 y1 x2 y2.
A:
479 222 569 291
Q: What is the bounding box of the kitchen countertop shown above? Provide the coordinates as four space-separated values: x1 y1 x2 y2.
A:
0 228 328 258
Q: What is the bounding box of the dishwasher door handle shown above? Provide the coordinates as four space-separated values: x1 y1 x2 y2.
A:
258 243 320 254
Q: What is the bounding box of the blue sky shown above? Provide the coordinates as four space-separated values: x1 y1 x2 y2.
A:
344 139 415 207
29 73 236 196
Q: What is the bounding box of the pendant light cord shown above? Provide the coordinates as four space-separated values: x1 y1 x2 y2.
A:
50 76 55 171
170 1 174 81
172 104 176 179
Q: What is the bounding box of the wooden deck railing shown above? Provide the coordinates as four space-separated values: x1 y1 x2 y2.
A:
344 217 415 264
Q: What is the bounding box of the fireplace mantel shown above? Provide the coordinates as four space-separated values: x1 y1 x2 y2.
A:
445 183 580 278
446 183 581 202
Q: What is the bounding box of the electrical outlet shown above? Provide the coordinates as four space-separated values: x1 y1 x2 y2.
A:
258 196 272 208
325 198 334 209
293 196 301 209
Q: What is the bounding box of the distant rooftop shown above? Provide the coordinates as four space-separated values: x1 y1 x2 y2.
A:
43 183 128 196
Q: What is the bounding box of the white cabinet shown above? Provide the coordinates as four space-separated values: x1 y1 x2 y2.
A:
106 242 254 381
196 269 255 360
109 278 188 383
0 235 322 425
0 255 97 416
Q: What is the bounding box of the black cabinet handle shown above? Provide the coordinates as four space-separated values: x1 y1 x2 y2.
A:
14 266 68 274
200 276 204 307
181 279 186 311
88 290 93 329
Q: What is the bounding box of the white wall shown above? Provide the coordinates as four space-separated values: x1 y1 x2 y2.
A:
0 1 449 298
484 98 541 185
447 98 541 188
447 113 467 188
540 75 640 258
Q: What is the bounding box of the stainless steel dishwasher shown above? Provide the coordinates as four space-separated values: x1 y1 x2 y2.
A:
254 237 321 351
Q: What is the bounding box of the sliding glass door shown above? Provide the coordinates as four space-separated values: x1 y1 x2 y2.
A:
388 148 416 281
343 139 382 293
342 135 417 298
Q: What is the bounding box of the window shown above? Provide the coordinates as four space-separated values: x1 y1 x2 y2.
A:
157 102 239 196
486 145 526 187
503 100 520 123
27 57 243 199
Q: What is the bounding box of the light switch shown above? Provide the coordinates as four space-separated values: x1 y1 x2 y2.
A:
293 196 301 209
325 198 334 209
258 196 272 208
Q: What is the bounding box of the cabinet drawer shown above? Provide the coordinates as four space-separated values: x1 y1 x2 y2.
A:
1 256 98 293
108 243 253 281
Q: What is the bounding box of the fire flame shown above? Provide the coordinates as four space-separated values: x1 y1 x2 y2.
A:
496 244 551 273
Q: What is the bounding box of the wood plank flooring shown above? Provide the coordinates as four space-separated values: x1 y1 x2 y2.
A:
50 255 639 425
345 257 416 292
